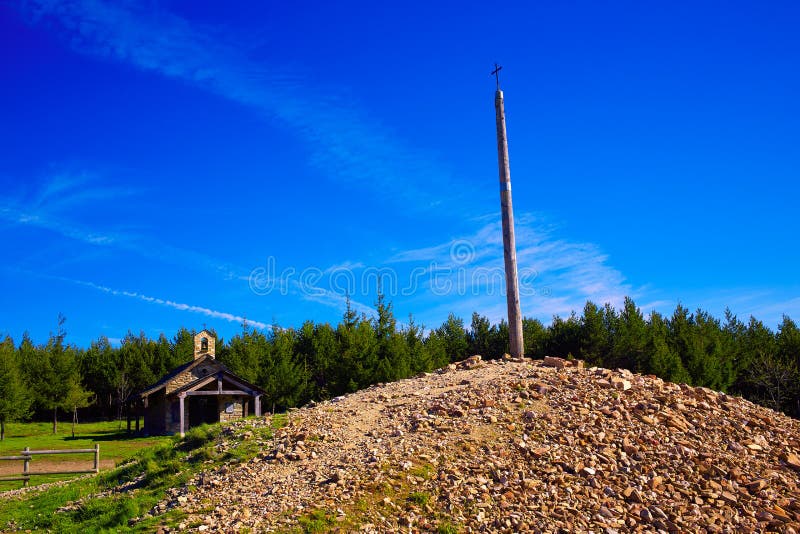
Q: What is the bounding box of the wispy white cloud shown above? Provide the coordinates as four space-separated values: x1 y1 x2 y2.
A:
67 277 273 330
242 256 377 318
246 212 635 326
387 212 634 321
296 282 377 319
2 169 382 324
387 242 454 265
748 296 800 323
1 171 245 278
0 169 142 247
42 184 139 212
19 0 455 210
29 170 138 212
34 171 91 205
324 261 366 275
0 204 125 246
7 264 274 330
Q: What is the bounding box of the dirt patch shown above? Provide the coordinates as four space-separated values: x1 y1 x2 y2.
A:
0 459 116 476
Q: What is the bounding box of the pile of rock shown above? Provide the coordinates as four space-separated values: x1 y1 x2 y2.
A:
161 357 800 532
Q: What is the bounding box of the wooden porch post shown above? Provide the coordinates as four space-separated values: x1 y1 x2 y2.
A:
179 393 186 437
254 395 262 417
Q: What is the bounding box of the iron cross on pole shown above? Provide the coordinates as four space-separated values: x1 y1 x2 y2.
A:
491 63 502 90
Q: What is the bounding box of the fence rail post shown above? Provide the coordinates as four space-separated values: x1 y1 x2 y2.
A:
93 444 99 473
22 447 30 488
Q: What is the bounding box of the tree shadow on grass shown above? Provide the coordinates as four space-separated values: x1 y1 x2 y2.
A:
63 431 137 442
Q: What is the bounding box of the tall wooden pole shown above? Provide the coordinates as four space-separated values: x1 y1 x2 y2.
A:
494 71 525 358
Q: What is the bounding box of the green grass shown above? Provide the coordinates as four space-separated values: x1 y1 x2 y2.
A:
0 420 170 491
297 509 335 533
437 520 461 534
409 462 434 480
0 416 285 533
407 491 431 507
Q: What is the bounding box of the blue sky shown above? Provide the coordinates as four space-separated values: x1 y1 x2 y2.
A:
1 0 798 347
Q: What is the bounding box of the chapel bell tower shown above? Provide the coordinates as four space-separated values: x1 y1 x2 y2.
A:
193 329 215 359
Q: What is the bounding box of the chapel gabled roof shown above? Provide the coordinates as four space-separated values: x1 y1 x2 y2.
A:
132 354 224 399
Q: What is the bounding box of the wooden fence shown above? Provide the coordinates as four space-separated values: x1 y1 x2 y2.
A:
0 444 100 487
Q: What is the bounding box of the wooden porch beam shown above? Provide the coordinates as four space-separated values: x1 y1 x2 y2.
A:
185 390 249 396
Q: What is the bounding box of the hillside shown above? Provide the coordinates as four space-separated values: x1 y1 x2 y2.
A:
141 355 800 533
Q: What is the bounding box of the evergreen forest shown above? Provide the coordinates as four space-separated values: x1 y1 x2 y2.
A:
1 295 799 439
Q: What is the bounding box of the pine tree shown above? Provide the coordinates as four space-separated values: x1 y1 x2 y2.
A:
579 301 612 366
691 310 733 391
0 336 31 440
372 293 410 382
668 304 696 382
608 298 648 371
64 378 93 438
172 327 195 364
722 309 748 392
26 315 91 433
435 313 469 362
522 317 547 358
118 331 158 399
468 313 493 357
645 311 690 383
342 295 358 330
546 313 582 359
405 316 433 374
221 324 265 384
45 315 72 433
777 316 800 367
152 333 175 378
337 306 378 391
489 319 510 358
79 336 117 419
259 328 308 411
732 317 777 399
309 322 341 397
423 330 450 371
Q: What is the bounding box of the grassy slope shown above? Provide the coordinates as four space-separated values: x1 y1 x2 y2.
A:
0 416 285 532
